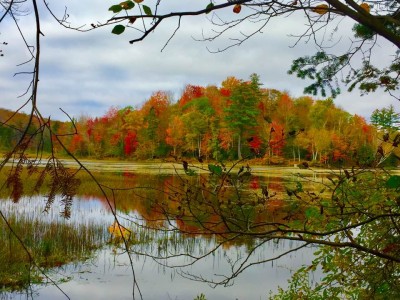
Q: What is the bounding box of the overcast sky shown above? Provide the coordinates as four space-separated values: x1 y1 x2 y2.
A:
0 0 398 121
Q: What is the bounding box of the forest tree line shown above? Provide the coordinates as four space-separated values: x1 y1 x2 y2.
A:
1 75 399 167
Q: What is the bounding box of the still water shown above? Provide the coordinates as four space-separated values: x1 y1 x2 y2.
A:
0 170 321 299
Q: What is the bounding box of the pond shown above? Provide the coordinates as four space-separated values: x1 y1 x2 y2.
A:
0 164 324 299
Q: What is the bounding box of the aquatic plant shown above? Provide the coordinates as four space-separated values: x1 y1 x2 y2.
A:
0 209 107 291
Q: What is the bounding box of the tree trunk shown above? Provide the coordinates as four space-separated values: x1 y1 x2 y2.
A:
237 134 242 159
313 150 318 161
198 135 201 157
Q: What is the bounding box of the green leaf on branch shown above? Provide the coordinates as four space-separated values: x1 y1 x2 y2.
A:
109 5 123 13
112 25 126 35
208 164 222 176
288 51 347 98
142 5 152 16
120 1 135 10
205 2 214 14
386 175 400 189
353 23 375 40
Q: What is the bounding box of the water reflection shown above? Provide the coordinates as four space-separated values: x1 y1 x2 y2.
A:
40 242 313 300
0 171 322 299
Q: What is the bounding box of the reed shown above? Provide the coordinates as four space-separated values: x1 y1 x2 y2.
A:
0 210 107 291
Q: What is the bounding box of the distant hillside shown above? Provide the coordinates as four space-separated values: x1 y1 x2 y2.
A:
0 108 64 153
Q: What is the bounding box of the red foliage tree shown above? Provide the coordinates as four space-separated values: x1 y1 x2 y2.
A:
86 117 95 138
257 101 265 114
110 132 122 146
220 88 231 97
124 131 138 156
269 121 285 156
354 114 374 143
248 136 262 155
178 85 204 107
331 133 349 161
165 116 185 155
69 134 84 153
142 91 170 116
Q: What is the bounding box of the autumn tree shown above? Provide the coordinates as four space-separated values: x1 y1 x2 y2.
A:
221 76 241 93
274 93 296 130
343 115 374 157
181 110 208 158
224 74 261 159
81 107 124 158
309 98 335 130
123 131 138 157
136 91 170 158
178 85 204 107
268 121 285 157
293 96 313 131
165 115 185 156
284 97 313 161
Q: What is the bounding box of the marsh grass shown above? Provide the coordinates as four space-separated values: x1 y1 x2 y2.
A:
0 209 107 291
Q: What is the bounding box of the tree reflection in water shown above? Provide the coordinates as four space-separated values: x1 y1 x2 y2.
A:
0 169 320 299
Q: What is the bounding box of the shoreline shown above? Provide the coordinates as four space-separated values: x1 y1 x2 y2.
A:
2 156 398 176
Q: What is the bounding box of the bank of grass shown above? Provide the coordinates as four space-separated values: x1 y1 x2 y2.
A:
0 210 107 291
0 167 113 291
